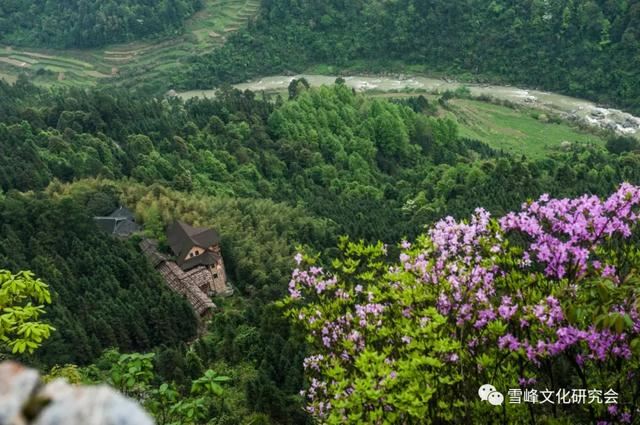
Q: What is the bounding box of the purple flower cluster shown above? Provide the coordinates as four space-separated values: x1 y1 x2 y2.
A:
421 209 501 327
404 184 640 363
289 264 338 299
498 296 518 320
303 354 324 372
512 325 631 364
491 185 640 362
288 184 640 421
500 183 640 279
530 296 564 327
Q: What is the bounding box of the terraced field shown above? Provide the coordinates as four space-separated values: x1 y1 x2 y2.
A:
0 0 260 88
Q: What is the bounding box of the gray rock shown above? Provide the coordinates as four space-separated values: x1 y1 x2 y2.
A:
605 121 619 131
623 118 640 129
0 362 40 425
34 383 154 425
609 111 632 126
0 362 154 425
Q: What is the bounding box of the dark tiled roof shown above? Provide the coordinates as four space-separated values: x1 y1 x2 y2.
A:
114 220 141 236
109 206 136 220
139 238 218 317
95 207 140 237
139 239 168 267
159 262 216 316
95 217 117 233
180 251 218 271
167 221 220 270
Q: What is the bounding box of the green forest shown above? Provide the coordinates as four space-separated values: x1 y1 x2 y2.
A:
2 74 640 422
179 0 640 114
0 0 202 47
2 0 640 424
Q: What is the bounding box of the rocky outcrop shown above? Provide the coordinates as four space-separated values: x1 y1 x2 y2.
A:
568 107 640 135
0 361 154 425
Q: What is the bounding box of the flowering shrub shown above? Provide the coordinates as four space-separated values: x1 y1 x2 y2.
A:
283 184 640 424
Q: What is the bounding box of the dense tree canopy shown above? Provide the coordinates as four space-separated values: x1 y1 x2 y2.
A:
0 190 198 366
2 80 640 242
1 77 640 422
0 0 202 47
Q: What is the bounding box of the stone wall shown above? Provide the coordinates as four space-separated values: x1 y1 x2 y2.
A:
0 361 154 425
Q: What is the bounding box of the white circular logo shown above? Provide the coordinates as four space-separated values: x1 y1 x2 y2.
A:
478 384 497 401
487 391 504 406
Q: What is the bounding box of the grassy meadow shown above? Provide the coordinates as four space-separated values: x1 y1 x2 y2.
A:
448 99 605 158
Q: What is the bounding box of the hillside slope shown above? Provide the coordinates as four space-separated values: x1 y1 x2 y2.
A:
0 0 259 89
0 0 202 48
2 78 640 423
181 0 640 114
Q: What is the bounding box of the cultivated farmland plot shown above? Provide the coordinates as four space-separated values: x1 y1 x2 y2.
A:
0 0 260 89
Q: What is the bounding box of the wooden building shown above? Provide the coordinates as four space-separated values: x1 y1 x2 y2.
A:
140 221 232 319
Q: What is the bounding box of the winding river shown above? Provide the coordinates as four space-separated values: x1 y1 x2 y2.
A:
178 75 640 136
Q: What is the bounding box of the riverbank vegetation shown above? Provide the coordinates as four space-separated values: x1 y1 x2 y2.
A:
180 0 640 114
387 92 607 159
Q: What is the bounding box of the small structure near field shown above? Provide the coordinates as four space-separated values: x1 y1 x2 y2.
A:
140 221 232 319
